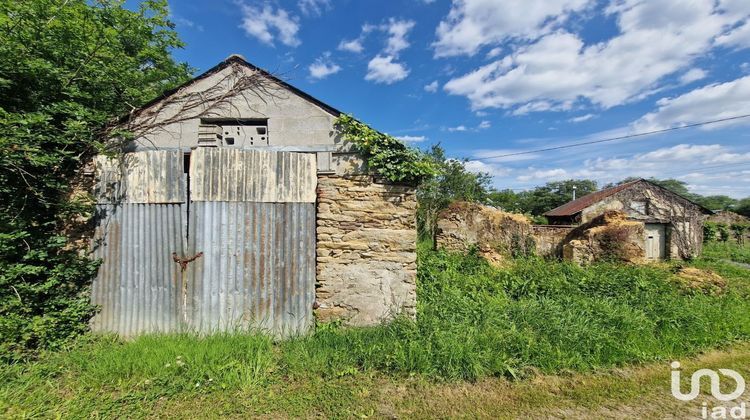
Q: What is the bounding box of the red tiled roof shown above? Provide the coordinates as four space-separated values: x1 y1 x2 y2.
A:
543 180 642 217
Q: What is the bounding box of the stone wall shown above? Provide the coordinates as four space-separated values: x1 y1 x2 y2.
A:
315 175 417 326
436 202 534 264
563 211 646 264
532 225 575 258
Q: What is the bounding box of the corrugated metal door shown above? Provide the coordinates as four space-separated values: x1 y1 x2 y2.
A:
90 151 187 334
91 149 316 336
644 223 666 260
185 149 317 335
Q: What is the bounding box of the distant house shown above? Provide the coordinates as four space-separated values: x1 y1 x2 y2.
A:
544 179 712 260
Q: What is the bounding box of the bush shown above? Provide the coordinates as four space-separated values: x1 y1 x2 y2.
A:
718 224 731 242
704 222 718 242
0 0 192 361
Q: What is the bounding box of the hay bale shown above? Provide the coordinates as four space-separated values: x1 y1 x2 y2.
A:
673 267 727 295
436 201 535 264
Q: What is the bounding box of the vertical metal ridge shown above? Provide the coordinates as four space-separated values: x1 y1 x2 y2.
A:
92 150 315 337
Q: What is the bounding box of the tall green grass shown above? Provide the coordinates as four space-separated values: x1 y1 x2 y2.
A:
703 241 750 264
2 245 750 413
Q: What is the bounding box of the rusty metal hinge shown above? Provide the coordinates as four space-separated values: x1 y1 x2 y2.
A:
172 252 203 272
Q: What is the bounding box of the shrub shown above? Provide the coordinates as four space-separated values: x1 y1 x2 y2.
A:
717 224 731 242
730 223 749 244
0 0 192 361
703 222 718 242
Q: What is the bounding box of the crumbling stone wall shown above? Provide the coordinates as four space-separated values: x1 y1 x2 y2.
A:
532 225 575 258
436 202 534 264
563 211 646 264
315 175 417 326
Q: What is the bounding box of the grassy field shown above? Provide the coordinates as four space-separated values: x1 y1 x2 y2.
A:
2 244 750 418
703 240 750 265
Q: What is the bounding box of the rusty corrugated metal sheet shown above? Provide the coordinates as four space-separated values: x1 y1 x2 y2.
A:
91 149 316 336
544 180 641 217
94 151 185 204
90 203 186 335
189 148 316 203
186 201 316 335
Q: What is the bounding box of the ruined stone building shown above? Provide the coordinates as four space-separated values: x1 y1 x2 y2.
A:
544 179 712 260
89 55 416 336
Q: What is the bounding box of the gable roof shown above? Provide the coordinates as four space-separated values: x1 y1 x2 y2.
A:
544 179 713 217
131 54 342 119
544 180 641 217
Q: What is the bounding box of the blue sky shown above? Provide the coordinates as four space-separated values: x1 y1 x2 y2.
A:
160 0 750 198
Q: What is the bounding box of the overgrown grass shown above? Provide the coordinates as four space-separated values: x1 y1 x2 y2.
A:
2 245 750 416
703 240 750 264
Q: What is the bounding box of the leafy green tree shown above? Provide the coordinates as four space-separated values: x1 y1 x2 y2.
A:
487 189 520 212
417 145 492 241
516 179 598 216
696 195 737 211
0 0 191 360
735 198 750 218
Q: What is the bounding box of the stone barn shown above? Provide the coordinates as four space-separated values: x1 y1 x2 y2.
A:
544 179 712 260
89 55 417 336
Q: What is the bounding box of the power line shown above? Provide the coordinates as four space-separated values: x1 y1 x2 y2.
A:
476 113 750 161
660 161 750 177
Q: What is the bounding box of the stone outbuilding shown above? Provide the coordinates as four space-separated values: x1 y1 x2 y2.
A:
88 55 416 336
544 179 712 260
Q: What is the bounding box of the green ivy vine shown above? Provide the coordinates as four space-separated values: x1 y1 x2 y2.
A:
335 114 437 184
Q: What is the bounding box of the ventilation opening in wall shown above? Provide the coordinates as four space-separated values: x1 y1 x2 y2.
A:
200 118 269 147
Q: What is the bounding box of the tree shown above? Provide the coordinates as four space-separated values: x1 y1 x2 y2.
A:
694 195 737 211
487 189 520 212
0 0 192 360
516 179 598 216
734 198 750 218
416 145 492 241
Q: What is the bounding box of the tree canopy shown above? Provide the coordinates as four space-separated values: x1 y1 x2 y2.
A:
0 0 192 360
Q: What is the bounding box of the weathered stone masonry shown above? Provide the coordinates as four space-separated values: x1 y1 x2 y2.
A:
315 175 417 326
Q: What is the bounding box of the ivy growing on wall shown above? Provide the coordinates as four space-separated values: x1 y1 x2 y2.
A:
335 115 437 184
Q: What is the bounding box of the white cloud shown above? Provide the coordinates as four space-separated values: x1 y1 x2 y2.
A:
338 38 364 53
239 4 300 47
384 18 416 55
447 120 493 132
298 0 331 16
486 47 502 58
471 139 750 197
308 52 341 80
464 160 511 176
716 21 750 49
365 55 410 84
517 168 570 182
680 68 707 84
424 80 439 92
433 0 593 57
395 135 427 142
443 0 750 112
569 113 594 123
633 75 750 131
